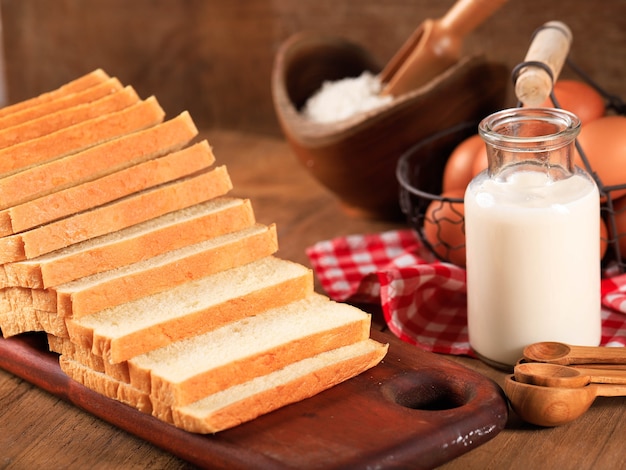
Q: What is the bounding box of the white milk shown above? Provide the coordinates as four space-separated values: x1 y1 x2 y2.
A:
464 169 601 367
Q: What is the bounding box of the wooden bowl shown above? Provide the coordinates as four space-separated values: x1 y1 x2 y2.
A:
271 31 509 220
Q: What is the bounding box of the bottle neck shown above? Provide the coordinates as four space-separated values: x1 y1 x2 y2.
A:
479 108 581 182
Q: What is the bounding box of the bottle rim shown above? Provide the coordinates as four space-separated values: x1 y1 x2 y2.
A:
478 107 581 151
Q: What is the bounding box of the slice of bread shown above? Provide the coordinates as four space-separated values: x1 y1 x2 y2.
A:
54 223 279 318
65 256 314 363
0 140 216 236
1 197 255 289
0 86 140 149
0 69 111 118
169 340 388 433
0 111 198 210
0 77 124 129
128 293 372 406
0 96 165 177
0 166 233 264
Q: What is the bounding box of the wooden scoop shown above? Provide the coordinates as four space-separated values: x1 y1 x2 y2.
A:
514 21 572 106
514 362 626 388
380 0 508 97
523 342 626 366
504 375 626 427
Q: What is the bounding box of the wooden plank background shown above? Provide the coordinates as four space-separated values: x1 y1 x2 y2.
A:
1 0 624 135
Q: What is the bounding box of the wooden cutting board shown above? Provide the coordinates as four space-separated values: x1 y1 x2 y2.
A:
0 328 508 469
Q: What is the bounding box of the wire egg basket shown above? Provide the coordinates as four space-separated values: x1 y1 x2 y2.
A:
397 57 626 273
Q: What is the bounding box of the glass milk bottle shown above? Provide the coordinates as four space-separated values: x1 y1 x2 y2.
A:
464 107 601 369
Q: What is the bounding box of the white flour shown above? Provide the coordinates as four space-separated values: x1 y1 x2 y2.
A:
301 71 393 123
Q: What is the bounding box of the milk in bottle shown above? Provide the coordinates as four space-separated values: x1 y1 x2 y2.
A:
464 108 601 368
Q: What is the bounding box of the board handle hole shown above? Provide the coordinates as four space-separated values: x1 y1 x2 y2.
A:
382 371 469 411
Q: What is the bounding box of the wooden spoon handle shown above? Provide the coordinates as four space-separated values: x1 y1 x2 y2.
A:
514 21 572 107
565 344 626 365
593 383 626 397
439 0 508 38
574 367 626 385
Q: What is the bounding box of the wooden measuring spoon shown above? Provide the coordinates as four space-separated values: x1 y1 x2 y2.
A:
514 362 626 388
504 375 626 427
523 342 626 365
379 0 508 97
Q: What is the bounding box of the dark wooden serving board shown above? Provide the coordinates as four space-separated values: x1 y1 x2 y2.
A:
0 329 508 469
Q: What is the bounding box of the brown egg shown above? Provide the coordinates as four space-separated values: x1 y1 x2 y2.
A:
422 189 466 267
442 134 484 192
575 115 626 200
538 79 605 125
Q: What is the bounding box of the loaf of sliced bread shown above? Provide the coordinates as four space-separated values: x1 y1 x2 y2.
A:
0 166 233 264
0 77 124 129
0 111 198 210
1 197 255 289
0 86 140 149
0 69 111 118
65 256 314 363
0 71 388 436
0 97 165 178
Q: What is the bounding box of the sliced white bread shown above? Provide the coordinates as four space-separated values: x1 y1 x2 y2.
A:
0 111 198 210
65 256 314 363
49 334 130 383
0 140 216 236
168 339 387 433
0 77 124 129
0 304 68 338
58 339 388 433
59 355 153 415
0 197 255 289
0 86 140 149
1 71 389 436
0 223 277 335
128 293 372 406
0 166 233 264
0 97 165 178
54 223 278 318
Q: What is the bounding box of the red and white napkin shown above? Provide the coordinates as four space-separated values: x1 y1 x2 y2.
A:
306 229 626 356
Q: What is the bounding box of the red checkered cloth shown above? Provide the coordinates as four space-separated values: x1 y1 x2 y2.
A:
306 229 626 356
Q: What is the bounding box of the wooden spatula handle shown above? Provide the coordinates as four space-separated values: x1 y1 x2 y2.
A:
514 21 572 107
440 0 509 38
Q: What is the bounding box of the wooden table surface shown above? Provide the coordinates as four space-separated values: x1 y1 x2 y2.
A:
1 129 625 469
